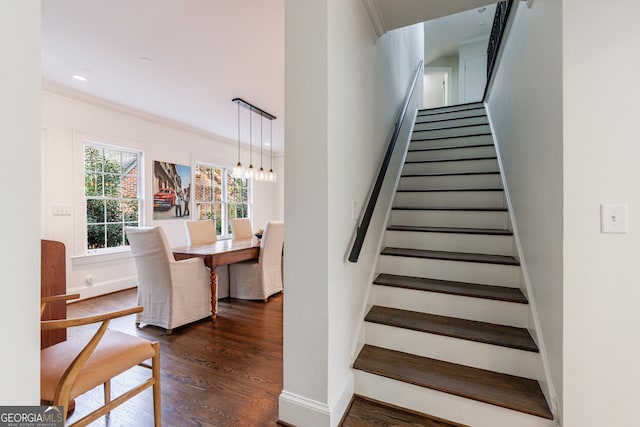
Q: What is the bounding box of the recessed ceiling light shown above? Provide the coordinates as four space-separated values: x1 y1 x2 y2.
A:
264 142 271 146
139 57 154 64
72 74 87 82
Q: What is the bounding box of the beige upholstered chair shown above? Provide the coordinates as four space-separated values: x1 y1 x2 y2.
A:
40 294 160 426
125 226 211 333
183 220 230 298
229 220 284 300
231 218 253 240
185 219 217 245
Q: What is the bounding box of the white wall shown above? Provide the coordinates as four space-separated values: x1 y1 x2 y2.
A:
426 54 459 104
485 0 563 417
563 2 640 426
459 37 488 103
281 0 423 425
41 89 283 299
0 1 41 404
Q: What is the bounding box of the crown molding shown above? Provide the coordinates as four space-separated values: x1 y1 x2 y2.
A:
361 0 386 38
41 80 285 157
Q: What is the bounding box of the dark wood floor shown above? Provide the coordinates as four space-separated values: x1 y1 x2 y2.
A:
66 288 283 426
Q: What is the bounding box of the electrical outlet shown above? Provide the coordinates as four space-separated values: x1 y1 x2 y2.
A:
601 204 628 233
85 275 93 286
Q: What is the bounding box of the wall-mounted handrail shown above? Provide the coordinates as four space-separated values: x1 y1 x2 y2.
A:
348 59 423 263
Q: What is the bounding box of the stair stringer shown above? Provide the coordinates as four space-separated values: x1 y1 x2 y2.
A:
485 104 560 421
347 105 418 379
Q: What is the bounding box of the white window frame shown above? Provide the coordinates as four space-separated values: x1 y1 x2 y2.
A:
72 131 144 258
194 162 252 239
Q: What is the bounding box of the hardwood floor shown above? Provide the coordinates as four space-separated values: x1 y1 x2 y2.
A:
66 288 283 426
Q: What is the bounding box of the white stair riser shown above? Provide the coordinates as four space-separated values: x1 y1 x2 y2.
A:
364 323 541 379
354 372 555 427
402 158 499 174
406 145 496 162
378 255 520 287
390 209 510 229
398 173 502 190
413 124 491 139
394 191 506 208
414 115 488 130
410 134 493 150
385 230 514 256
370 285 528 327
418 103 484 117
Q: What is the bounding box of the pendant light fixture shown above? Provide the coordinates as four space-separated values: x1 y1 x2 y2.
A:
257 114 266 181
232 102 245 177
232 98 277 183
268 118 277 182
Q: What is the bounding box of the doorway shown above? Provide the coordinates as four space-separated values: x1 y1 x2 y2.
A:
423 67 452 109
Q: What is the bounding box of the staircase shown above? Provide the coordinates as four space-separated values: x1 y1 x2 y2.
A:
345 103 555 427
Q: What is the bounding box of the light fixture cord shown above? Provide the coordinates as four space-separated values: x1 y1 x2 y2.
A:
260 115 263 168
237 102 240 162
270 119 273 169
249 109 253 165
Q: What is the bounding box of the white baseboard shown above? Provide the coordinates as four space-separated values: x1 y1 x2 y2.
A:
67 276 137 300
279 391 331 427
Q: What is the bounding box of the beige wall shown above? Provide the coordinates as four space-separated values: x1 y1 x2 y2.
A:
0 0 41 404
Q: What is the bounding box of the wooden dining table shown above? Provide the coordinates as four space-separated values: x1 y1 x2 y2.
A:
172 237 260 319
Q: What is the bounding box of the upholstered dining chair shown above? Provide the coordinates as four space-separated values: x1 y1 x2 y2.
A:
40 294 160 426
125 226 212 333
183 220 230 298
230 218 253 240
184 219 217 245
229 220 284 300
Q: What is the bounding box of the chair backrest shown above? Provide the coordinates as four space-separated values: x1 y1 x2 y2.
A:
125 226 173 291
185 220 218 245
258 221 284 270
231 218 253 240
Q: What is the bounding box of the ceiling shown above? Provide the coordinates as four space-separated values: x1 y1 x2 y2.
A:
424 3 497 65
41 1 494 153
41 0 285 151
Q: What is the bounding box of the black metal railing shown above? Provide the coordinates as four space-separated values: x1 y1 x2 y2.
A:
348 59 423 263
486 0 514 80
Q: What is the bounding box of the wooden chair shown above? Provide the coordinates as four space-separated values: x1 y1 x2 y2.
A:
40 294 161 426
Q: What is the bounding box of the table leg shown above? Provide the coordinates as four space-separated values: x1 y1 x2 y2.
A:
203 256 218 320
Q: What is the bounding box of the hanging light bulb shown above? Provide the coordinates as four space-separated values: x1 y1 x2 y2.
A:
268 118 277 182
232 101 245 177
246 108 255 179
257 114 266 181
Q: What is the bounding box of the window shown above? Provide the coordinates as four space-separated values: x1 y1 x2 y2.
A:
194 163 251 238
84 143 141 253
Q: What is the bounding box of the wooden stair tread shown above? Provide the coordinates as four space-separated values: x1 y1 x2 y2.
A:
413 123 489 132
396 188 503 193
366 306 538 352
411 132 492 142
415 113 487 124
340 395 468 427
381 247 520 266
387 225 512 235
353 345 553 420
402 172 500 177
392 206 508 212
408 143 494 152
373 273 528 304
404 156 497 164
417 103 485 116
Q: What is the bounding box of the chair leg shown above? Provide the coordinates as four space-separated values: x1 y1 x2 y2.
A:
166 328 173 335
103 380 111 406
135 322 141 328
151 342 161 427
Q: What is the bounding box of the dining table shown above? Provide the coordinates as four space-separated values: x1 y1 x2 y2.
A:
172 237 260 319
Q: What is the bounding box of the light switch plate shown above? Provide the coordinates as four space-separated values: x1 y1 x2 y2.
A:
601 204 628 233
52 204 71 216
